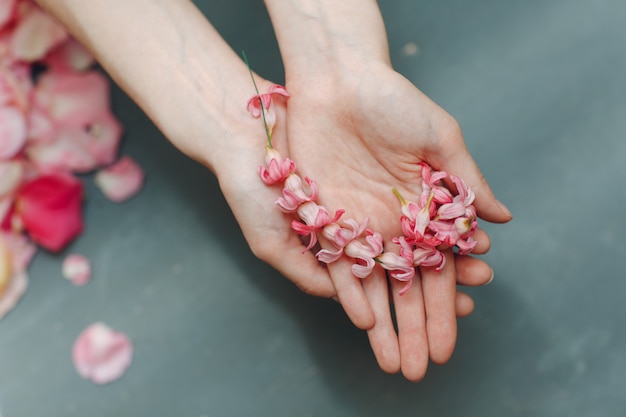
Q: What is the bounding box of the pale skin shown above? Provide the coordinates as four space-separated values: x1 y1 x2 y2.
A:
35 0 512 381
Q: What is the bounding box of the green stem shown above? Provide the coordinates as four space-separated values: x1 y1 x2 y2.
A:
242 51 273 148
392 188 408 206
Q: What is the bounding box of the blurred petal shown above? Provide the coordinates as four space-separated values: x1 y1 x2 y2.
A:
0 160 23 197
16 173 83 252
94 156 144 203
33 70 109 127
0 0 17 30
0 232 36 319
0 106 27 160
72 322 133 384
26 127 98 173
43 38 94 72
10 7 68 62
62 253 91 286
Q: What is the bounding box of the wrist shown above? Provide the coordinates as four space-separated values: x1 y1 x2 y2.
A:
264 0 391 88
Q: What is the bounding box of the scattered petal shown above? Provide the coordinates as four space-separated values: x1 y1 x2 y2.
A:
62 253 90 285
0 105 27 160
72 322 133 384
0 232 36 319
43 38 95 72
0 160 23 197
16 173 84 252
10 6 68 62
33 70 110 128
94 156 144 203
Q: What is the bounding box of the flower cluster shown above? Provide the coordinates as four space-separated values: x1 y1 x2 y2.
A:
377 163 478 294
248 85 477 295
1 1 144 320
248 86 385 279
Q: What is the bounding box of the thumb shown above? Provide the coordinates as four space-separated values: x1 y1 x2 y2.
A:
437 142 512 224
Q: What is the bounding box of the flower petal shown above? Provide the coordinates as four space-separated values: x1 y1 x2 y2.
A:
94 156 144 203
0 106 27 160
72 322 133 384
10 6 68 62
62 253 91 286
16 173 84 252
0 232 36 320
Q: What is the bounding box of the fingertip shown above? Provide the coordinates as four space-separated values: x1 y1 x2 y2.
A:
402 360 428 383
427 320 457 365
455 291 475 318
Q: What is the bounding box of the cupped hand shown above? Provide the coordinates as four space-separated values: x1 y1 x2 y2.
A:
278 62 512 380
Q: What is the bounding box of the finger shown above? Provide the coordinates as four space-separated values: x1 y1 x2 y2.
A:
437 140 512 224
362 270 401 374
471 228 491 255
391 272 429 382
421 250 457 365
326 254 375 330
454 255 494 287
263 234 336 298
455 291 475 318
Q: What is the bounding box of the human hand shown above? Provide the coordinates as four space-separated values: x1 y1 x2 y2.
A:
278 61 512 380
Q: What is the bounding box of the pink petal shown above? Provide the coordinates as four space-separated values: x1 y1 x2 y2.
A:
0 63 33 110
62 253 91 286
0 160 23 197
25 127 99 173
72 322 133 384
94 156 145 203
0 106 27 160
43 38 95 72
10 6 68 62
0 232 37 319
33 70 109 128
83 111 123 166
16 173 84 252
0 0 17 30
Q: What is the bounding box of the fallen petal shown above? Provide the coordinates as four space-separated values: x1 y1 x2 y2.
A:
16 173 84 252
0 232 36 319
43 38 95 72
0 106 27 160
62 253 91 285
0 160 23 197
94 156 144 203
10 6 68 62
72 322 133 384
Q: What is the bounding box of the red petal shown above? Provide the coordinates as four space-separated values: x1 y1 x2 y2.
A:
17 173 83 252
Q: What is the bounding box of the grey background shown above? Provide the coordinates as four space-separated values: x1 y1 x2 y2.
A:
2 0 626 416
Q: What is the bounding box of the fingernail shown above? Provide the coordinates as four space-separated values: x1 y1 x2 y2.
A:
483 269 494 286
497 200 513 218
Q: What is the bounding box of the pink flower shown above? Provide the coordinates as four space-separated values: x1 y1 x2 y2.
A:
258 146 296 186
276 174 318 212
94 156 144 203
344 230 384 278
15 173 83 252
72 322 133 385
316 217 369 263
413 243 446 270
377 236 416 295
292 202 344 251
62 253 91 286
246 84 289 136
